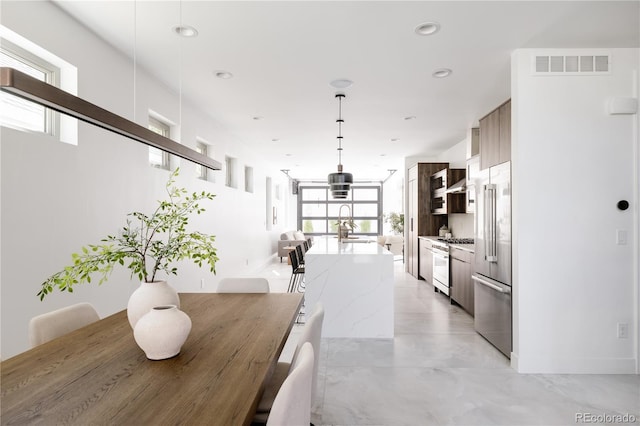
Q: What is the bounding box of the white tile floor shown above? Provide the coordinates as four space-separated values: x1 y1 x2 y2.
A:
257 258 640 426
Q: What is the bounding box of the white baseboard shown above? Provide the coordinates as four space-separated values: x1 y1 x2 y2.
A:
511 352 638 374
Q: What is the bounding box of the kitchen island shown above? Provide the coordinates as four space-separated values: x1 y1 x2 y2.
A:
304 237 394 338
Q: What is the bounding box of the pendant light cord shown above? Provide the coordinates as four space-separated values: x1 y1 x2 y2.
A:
133 0 137 123
178 0 183 137
337 93 344 167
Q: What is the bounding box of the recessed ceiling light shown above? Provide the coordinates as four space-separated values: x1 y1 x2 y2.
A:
173 25 198 38
271 138 279 142
414 22 440 36
404 116 416 121
390 138 399 142
252 116 263 121
329 79 354 89
432 68 452 78
285 153 292 157
380 154 387 157
214 71 233 79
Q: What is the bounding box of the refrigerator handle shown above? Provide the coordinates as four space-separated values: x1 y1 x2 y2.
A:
483 185 490 260
472 275 511 294
486 184 497 262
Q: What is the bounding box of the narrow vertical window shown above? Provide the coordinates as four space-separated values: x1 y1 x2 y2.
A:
244 166 254 193
195 141 208 180
0 41 58 134
148 116 170 169
225 156 237 188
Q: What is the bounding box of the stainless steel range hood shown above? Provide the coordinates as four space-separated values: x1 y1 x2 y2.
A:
445 178 466 193
0 67 221 171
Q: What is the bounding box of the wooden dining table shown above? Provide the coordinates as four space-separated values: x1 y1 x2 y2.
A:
1 293 303 426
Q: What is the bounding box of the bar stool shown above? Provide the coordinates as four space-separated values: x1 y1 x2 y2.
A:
295 244 305 266
287 249 305 293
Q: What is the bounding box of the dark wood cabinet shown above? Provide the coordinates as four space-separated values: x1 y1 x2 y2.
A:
418 238 433 283
430 168 466 215
406 163 449 278
499 100 511 163
479 99 511 170
450 247 475 316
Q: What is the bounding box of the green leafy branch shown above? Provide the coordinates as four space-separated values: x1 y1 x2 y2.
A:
38 168 218 301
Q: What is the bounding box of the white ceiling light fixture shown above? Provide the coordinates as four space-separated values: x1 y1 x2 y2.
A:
414 21 441 36
404 116 416 121
214 71 233 79
432 68 452 78
329 79 354 89
328 93 353 199
173 25 198 38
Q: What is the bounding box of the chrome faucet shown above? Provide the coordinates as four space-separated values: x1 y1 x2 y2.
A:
338 204 352 242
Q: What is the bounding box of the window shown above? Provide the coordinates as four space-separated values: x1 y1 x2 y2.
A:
148 116 170 169
195 141 209 180
225 156 237 188
0 40 58 134
244 166 254 193
298 185 382 236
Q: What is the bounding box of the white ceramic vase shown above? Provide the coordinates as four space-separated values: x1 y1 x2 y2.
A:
133 305 191 361
133 305 192 360
127 281 180 328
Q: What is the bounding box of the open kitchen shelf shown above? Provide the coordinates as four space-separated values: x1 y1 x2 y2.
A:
430 168 466 215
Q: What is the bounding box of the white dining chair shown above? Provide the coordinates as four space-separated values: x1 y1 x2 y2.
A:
216 277 270 293
254 303 325 423
266 342 314 426
28 302 100 347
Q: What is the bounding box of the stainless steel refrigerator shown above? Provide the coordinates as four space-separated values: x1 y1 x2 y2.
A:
473 161 512 358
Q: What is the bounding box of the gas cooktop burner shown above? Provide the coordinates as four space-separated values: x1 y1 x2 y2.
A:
438 238 475 244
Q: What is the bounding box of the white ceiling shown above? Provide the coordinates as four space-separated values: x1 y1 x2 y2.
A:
52 1 639 181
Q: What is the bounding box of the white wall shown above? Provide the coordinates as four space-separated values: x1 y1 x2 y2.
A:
0 1 291 359
436 139 467 168
512 48 639 373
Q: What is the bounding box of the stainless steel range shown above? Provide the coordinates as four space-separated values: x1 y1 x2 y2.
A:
432 238 475 296
431 240 450 295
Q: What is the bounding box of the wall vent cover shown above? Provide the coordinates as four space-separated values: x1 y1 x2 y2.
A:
533 54 610 75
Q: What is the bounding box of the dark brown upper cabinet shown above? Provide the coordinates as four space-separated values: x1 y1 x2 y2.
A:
480 99 511 170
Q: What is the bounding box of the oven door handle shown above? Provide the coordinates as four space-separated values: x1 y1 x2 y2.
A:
472 275 511 294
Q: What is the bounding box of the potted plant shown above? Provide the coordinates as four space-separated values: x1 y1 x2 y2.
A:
384 212 404 235
335 219 357 240
38 168 219 329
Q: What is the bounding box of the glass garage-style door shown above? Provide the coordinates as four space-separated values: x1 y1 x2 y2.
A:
298 185 381 237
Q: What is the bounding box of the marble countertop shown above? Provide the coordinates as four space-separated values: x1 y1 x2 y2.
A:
307 236 392 256
304 236 394 338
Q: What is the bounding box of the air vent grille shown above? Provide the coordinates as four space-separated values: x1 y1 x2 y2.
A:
534 54 610 75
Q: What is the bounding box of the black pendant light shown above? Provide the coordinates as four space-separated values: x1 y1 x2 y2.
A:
328 93 353 198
